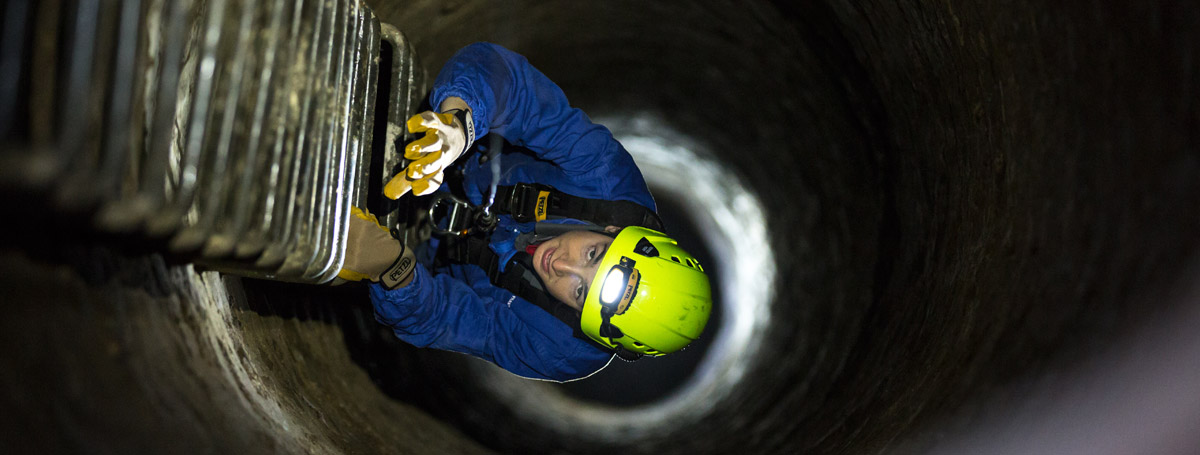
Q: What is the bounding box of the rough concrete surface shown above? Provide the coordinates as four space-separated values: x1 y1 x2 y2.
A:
3 0 1199 454
0 248 488 454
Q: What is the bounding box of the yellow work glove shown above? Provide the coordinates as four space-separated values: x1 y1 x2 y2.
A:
338 207 417 289
384 109 474 199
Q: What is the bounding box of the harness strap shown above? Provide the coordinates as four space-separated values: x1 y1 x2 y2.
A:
493 183 664 231
440 236 599 345
441 232 638 357
435 182 660 361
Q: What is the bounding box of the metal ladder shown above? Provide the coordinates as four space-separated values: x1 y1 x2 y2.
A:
0 0 425 283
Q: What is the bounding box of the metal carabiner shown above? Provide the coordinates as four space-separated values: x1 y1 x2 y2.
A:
427 192 476 237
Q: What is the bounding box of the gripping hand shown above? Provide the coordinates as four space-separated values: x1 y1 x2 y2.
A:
338 207 417 289
384 109 474 199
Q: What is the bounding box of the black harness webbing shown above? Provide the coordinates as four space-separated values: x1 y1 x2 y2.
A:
435 183 661 361
491 182 664 231
439 237 585 336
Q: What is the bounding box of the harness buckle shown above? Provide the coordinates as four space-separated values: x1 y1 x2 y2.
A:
427 192 476 237
474 211 498 233
507 182 540 223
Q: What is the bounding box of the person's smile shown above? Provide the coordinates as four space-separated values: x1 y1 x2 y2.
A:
539 246 556 276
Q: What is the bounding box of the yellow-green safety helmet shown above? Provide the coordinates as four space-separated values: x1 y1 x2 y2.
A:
580 226 712 357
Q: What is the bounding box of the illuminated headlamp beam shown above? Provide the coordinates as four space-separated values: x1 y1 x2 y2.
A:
600 268 627 305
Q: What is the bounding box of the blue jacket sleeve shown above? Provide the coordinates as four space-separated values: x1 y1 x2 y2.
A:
369 264 613 382
430 42 654 209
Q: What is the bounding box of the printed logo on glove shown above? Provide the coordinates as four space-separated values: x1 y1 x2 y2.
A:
338 207 417 289
384 109 475 199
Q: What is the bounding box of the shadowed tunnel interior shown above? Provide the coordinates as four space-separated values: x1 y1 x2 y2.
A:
3 1 1199 454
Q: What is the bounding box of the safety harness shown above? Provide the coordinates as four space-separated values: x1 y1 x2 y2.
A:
430 182 663 361
491 182 665 228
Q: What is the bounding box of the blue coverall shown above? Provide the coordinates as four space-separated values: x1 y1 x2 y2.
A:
368 43 657 381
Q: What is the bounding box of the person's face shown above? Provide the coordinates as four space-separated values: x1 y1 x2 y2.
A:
532 227 620 311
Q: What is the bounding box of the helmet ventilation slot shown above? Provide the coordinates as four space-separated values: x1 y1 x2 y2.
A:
669 255 704 271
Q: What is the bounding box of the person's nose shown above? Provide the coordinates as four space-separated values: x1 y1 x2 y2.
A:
552 252 587 277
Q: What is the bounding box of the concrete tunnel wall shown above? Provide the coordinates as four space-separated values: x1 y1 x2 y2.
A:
3 1 1199 453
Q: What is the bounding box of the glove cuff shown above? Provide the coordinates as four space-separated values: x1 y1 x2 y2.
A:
379 244 418 290
448 108 475 147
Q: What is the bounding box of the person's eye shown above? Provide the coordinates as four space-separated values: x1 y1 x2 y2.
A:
590 245 606 264
575 284 585 300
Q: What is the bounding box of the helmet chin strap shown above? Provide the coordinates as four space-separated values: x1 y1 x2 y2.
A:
438 220 651 361
522 222 643 361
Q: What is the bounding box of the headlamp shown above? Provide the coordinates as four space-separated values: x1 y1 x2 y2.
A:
599 257 639 312
600 268 628 305
598 257 639 341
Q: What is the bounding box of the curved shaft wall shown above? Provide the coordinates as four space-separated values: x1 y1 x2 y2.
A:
3 1 1198 454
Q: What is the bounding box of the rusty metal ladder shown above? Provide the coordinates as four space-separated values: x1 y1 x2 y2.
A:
0 0 425 283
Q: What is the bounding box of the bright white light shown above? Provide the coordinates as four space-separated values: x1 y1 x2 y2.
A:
600 269 626 304
468 113 779 439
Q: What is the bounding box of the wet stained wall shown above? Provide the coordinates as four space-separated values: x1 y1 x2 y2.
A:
2 1 1198 454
